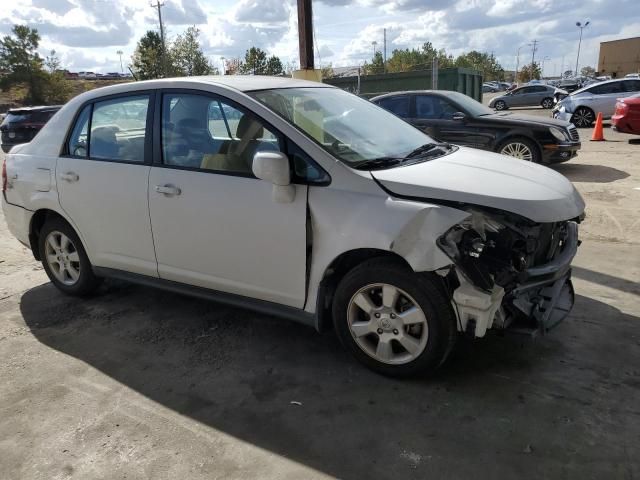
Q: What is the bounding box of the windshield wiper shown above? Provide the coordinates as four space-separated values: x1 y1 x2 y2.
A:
405 142 451 158
351 157 404 170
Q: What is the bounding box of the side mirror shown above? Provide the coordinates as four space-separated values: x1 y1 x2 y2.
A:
252 151 295 203
452 112 466 121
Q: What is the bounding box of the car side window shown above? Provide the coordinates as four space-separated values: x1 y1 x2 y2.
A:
623 80 640 92
589 82 624 95
67 105 91 157
90 95 150 162
162 93 282 175
415 96 438 119
512 88 526 95
377 96 410 118
287 139 330 185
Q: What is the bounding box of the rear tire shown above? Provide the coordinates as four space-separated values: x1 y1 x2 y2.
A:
38 218 102 296
332 258 457 377
541 97 554 109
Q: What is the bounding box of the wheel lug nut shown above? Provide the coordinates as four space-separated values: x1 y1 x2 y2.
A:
390 313 396 319
377 328 383 334
393 329 399 335
374 313 380 318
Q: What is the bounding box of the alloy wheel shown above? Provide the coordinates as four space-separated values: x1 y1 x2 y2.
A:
44 230 81 285
347 283 429 365
500 142 533 161
494 100 506 111
572 108 594 128
542 98 553 109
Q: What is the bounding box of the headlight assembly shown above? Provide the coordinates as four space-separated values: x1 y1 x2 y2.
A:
549 127 569 141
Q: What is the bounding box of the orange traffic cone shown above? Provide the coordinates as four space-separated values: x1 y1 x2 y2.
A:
591 112 605 141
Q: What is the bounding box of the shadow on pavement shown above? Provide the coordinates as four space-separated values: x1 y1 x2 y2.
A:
572 266 640 296
19 281 640 479
551 163 630 183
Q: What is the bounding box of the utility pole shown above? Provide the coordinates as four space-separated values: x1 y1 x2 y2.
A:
372 41 377 58
530 39 538 67
297 0 314 70
383 28 387 74
152 0 167 77
116 50 124 73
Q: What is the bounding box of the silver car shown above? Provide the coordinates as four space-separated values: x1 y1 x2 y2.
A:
553 78 640 127
489 85 556 110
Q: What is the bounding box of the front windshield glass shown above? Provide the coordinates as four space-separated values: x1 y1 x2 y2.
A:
445 91 494 117
251 87 435 165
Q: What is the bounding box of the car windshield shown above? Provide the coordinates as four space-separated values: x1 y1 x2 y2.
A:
444 91 494 117
250 87 438 166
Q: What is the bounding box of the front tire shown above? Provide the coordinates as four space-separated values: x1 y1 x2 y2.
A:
39 218 102 296
498 137 541 163
571 107 595 128
494 100 507 111
332 258 457 377
541 97 554 109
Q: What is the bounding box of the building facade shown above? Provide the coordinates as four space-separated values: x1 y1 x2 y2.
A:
598 37 640 78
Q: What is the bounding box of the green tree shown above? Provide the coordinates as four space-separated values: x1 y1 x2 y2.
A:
265 55 284 75
518 62 542 82
170 26 215 76
364 51 385 75
320 63 335 79
455 51 504 81
385 42 454 73
131 30 164 80
0 25 46 103
44 49 61 73
240 47 268 74
581 65 596 77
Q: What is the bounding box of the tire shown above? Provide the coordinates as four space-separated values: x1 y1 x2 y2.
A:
497 137 541 163
332 258 457 378
541 97 554 109
494 100 507 111
38 217 102 296
571 107 595 128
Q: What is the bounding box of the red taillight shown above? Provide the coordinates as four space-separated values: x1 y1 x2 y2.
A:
2 159 6 193
616 102 629 115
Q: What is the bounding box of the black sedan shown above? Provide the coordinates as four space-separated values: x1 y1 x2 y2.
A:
371 90 580 164
0 105 61 153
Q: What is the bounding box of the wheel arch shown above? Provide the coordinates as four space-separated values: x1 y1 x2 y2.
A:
315 248 413 332
29 209 78 261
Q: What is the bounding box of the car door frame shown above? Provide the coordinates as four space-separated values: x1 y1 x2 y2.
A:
146 87 330 310
56 89 159 276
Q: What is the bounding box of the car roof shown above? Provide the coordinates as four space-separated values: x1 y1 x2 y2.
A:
571 77 631 95
8 105 62 113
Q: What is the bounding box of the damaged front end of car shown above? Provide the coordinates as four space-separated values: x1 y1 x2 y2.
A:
437 208 581 337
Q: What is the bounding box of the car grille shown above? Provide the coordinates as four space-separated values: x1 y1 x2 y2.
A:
568 127 579 142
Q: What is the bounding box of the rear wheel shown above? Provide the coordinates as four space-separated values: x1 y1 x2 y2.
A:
498 137 541 163
541 97 554 109
332 258 457 377
39 218 102 296
494 100 507 111
571 107 595 128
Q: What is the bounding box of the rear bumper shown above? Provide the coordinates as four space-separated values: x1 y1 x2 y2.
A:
1 194 33 247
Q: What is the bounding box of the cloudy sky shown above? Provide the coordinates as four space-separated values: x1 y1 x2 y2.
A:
1 0 639 76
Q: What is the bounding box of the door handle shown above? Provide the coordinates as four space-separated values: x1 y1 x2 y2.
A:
154 184 181 196
60 172 79 182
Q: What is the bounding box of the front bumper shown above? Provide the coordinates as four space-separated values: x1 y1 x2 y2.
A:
541 142 580 163
552 108 573 122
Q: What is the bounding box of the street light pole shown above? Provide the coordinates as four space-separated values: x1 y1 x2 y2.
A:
116 50 123 73
575 21 590 76
541 56 550 78
515 45 526 84
372 41 377 58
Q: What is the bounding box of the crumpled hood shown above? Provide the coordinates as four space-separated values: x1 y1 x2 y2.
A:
371 147 585 223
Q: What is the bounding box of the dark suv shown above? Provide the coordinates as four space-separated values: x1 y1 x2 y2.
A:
0 106 61 153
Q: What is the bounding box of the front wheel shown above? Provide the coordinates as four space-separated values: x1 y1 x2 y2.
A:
498 137 541 163
332 258 457 377
39 218 102 296
494 100 507 111
571 107 595 128
541 97 554 109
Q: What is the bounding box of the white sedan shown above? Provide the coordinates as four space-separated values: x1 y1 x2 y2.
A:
2 76 585 377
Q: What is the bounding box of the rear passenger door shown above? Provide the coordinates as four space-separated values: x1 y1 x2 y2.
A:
586 81 626 117
57 92 158 277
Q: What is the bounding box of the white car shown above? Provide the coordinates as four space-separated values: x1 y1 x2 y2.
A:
553 78 640 127
2 77 585 377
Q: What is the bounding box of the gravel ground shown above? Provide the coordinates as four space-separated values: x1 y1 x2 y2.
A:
1 102 639 480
